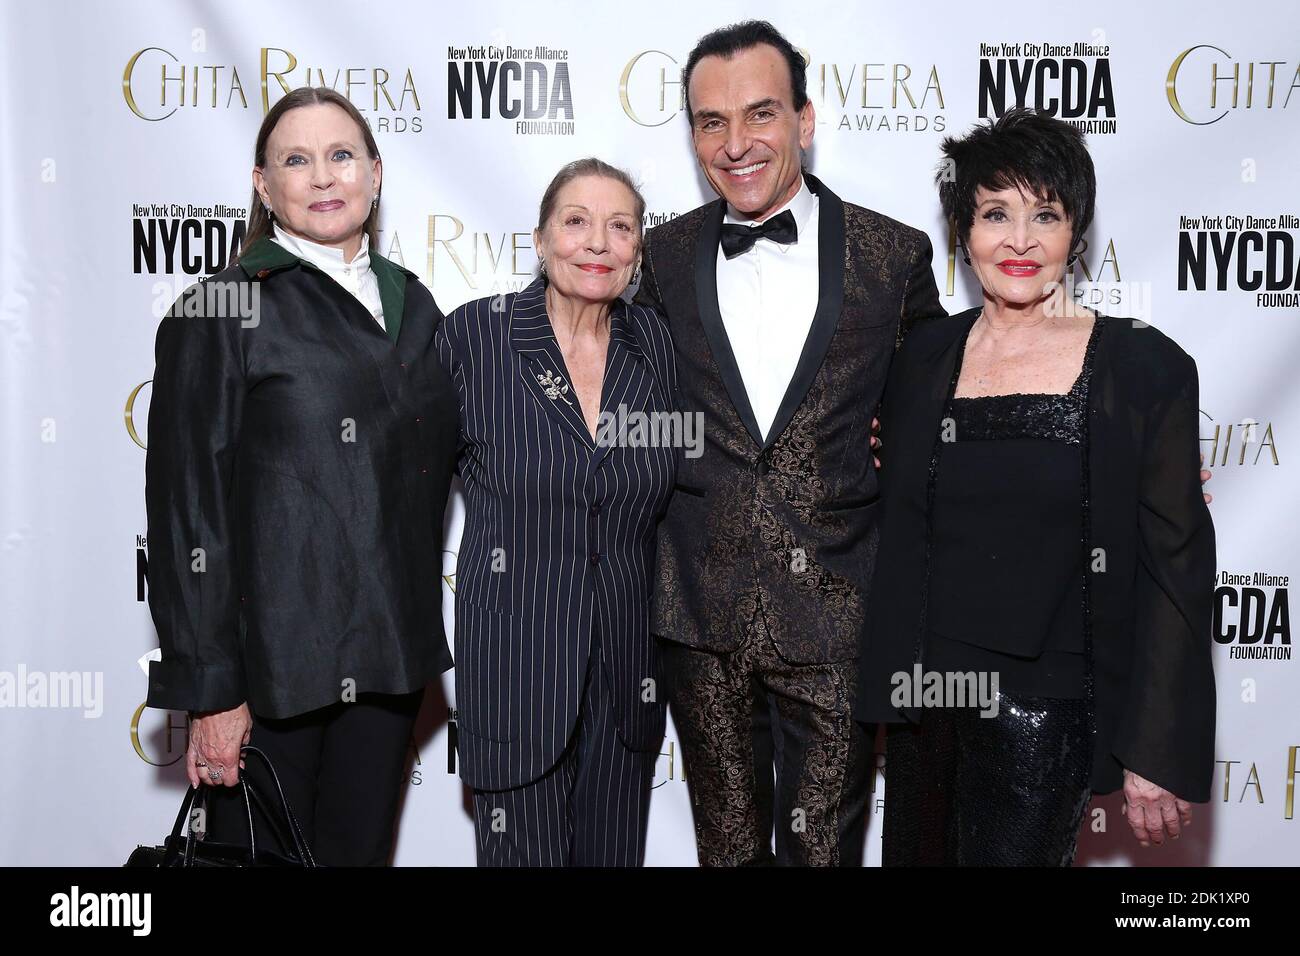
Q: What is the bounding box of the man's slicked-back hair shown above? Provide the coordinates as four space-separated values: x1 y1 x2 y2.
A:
936 107 1096 253
682 20 809 120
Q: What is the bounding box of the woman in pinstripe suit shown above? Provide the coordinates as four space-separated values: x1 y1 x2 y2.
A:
435 159 679 866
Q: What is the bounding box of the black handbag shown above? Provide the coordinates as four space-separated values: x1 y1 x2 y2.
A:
125 746 317 867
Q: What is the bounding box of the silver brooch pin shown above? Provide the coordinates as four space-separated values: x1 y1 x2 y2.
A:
536 369 573 405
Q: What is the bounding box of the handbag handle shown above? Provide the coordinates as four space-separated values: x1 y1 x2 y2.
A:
162 747 316 867
160 782 199 866
182 783 257 866
159 780 255 865
239 746 316 866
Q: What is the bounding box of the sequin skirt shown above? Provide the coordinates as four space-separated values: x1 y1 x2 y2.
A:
882 693 1093 866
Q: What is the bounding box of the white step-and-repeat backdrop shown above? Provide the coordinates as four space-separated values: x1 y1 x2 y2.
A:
1 0 1295 865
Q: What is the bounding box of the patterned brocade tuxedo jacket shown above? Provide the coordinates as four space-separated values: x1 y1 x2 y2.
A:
635 173 946 664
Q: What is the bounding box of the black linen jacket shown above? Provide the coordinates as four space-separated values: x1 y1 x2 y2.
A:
144 237 458 719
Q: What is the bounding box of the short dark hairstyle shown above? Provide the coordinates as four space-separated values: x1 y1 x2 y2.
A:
682 20 808 120
936 107 1096 253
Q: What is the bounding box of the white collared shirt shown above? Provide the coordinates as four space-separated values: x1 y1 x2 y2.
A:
716 174 819 440
272 225 386 331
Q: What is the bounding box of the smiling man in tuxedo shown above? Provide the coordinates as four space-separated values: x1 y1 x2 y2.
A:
634 20 946 866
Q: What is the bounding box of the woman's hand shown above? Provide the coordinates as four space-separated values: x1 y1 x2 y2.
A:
871 416 883 468
1122 769 1193 846
186 703 252 788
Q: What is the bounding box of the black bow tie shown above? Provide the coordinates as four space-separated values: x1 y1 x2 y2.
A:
719 210 798 259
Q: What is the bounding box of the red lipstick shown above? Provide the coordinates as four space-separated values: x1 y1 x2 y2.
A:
997 259 1042 277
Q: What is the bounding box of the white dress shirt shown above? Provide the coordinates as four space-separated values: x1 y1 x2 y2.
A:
272 225 386 331
715 175 819 440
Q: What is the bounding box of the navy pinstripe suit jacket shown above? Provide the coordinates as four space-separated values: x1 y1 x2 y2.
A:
435 276 678 790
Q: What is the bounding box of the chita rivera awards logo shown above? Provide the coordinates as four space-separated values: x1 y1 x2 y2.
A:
813 53 945 133
1215 749 1300 820
122 41 423 132
1178 212 1300 308
978 37 1117 133
1166 45 1299 125
419 213 536 294
619 47 946 133
130 697 189 767
413 207 685 295
619 50 682 127
446 42 574 135
1200 410 1280 469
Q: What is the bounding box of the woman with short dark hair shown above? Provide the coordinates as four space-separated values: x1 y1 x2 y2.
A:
856 108 1216 865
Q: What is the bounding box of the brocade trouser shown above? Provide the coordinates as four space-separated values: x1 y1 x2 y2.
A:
661 610 873 866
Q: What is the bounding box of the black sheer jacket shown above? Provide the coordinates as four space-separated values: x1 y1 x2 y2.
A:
144 237 458 719
856 308 1217 802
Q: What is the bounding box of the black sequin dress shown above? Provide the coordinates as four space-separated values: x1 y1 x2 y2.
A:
883 316 1103 867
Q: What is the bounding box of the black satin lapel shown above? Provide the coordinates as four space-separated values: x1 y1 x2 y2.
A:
694 200 764 448
762 173 846 451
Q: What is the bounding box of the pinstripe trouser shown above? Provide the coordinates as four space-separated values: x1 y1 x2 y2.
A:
470 638 656 867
